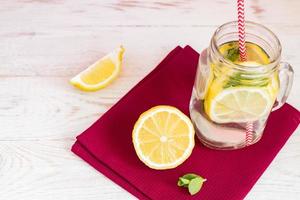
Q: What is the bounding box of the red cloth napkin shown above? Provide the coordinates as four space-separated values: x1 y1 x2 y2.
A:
72 46 300 200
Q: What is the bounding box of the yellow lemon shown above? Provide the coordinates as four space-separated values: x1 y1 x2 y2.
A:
132 106 195 170
70 46 124 91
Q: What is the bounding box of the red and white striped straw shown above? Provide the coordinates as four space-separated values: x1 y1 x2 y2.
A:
237 0 247 61
245 122 253 145
237 0 252 146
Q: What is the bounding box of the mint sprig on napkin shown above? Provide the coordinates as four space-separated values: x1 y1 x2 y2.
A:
178 173 206 195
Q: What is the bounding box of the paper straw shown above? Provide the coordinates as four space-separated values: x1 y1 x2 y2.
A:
237 0 247 61
245 122 253 146
237 0 252 145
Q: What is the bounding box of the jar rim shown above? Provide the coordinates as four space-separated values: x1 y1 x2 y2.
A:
211 21 282 72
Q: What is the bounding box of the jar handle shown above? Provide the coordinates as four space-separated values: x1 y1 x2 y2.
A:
272 62 294 111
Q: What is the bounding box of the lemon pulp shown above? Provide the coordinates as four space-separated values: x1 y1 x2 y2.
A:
132 106 195 170
70 46 124 91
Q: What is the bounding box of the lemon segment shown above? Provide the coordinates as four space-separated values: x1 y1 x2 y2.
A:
70 46 124 91
132 106 195 170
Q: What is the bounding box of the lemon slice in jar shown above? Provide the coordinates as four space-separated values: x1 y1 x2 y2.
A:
204 86 273 123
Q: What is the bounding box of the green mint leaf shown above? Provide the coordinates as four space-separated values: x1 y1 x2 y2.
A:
226 47 239 62
182 173 199 180
178 173 206 195
177 177 190 187
188 177 206 195
223 72 271 89
223 73 242 88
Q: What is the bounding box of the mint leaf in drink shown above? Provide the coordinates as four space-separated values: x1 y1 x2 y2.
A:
226 47 239 62
223 73 242 88
223 72 271 89
178 173 206 195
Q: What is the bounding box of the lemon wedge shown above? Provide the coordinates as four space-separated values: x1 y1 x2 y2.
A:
132 106 195 170
70 46 124 91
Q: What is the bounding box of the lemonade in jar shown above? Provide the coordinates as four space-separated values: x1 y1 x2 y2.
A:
190 21 293 149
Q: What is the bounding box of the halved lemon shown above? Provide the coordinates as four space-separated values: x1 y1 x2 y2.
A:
70 46 125 91
132 106 195 170
205 87 273 123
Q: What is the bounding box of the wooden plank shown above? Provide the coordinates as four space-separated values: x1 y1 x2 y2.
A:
0 75 299 140
0 140 135 200
0 138 299 200
0 26 214 76
0 0 299 28
0 26 300 77
0 76 130 140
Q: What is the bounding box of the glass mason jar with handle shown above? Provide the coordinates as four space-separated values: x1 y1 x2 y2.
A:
190 21 294 150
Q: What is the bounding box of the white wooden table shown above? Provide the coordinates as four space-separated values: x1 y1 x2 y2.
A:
0 1 299 199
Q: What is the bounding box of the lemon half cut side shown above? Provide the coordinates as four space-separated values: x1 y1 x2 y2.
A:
132 106 195 170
